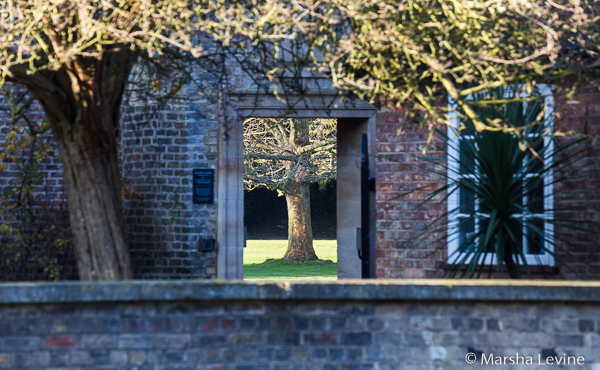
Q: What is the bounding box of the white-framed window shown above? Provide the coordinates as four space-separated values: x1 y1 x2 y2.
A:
446 84 555 267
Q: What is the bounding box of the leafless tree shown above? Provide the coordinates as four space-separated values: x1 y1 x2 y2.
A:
244 118 336 261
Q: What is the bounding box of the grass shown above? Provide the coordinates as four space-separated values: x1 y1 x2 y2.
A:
243 240 337 280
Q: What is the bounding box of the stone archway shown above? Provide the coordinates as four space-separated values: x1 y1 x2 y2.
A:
216 92 377 279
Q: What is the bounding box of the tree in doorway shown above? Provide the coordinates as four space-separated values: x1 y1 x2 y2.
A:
244 118 336 262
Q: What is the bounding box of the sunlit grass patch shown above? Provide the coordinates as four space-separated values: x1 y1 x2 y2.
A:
243 240 337 280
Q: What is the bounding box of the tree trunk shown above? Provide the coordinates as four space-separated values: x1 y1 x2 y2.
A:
11 48 137 280
52 113 132 281
283 181 318 262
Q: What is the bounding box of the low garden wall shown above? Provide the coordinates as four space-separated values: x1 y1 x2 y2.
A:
1 280 600 369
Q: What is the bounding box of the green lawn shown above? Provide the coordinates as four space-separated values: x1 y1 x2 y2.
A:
244 240 337 280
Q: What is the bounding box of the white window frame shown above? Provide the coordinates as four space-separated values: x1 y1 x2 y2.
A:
447 84 555 267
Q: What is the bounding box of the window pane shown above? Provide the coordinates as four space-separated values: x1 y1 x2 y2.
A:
528 102 544 134
527 178 545 214
508 219 523 255
527 219 545 255
530 121 544 135
459 140 475 175
461 119 475 136
480 218 493 253
523 139 545 174
459 179 475 214
458 217 475 252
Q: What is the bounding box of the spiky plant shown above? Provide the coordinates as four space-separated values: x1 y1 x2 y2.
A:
410 87 595 278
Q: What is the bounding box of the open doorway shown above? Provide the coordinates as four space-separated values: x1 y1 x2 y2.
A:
242 118 338 280
215 99 376 280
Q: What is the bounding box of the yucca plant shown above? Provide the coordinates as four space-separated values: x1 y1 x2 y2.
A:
410 86 596 278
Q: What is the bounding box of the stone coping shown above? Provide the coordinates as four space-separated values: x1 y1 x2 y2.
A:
1 279 600 304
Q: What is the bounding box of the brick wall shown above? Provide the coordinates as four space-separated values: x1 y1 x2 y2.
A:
0 85 77 281
374 92 600 279
4 71 600 281
375 108 447 279
552 90 600 279
121 95 219 279
2 281 600 369
0 77 220 281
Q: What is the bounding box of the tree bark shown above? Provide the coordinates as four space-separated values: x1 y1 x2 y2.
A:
10 47 137 280
283 181 318 262
51 112 132 281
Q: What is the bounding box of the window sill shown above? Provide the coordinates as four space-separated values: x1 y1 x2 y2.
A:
439 263 560 275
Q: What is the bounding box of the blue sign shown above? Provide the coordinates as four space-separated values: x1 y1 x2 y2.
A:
193 169 214 204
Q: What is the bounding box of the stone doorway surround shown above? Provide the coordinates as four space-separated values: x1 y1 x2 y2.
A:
216 91 377 279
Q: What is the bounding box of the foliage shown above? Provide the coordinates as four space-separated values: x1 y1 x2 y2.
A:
314 0 600 137
156 0 600 138
244 118 337 192
0 91 73 281
408 86 596 278
0 0 326 87
4 0 598 135
0 0 303 75
243 239 337 280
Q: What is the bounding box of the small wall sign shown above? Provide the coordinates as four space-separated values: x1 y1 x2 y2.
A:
199 238 216 252
192 169 214 204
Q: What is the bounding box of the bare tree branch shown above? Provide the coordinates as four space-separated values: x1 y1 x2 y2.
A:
244 117 336 192
297 138 336 155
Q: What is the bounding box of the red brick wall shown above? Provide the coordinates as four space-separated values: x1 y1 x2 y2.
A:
375 108 447 278
553 90 600 279
374 91 600 280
